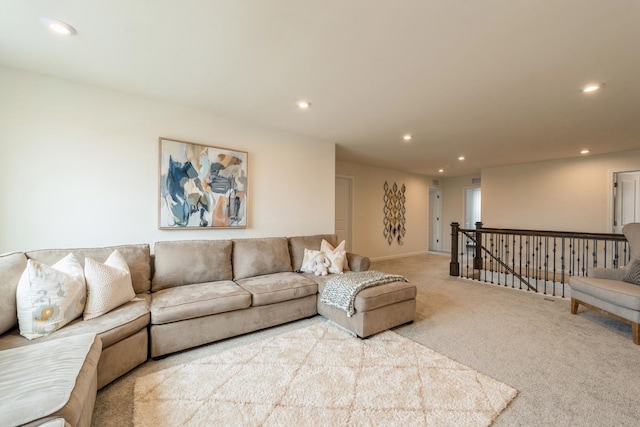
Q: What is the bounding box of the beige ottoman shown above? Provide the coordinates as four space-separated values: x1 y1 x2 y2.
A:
315 278 416 338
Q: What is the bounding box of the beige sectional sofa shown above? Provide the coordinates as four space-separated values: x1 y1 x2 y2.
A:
0 234 416 426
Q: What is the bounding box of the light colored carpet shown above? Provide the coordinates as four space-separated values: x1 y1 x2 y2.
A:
93 253 640 426
132 322 516 427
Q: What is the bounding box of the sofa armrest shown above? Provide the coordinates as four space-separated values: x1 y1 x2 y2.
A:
346 253 370 272
589 266 627 281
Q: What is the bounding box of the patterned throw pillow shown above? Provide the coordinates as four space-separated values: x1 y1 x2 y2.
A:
321 239 350 272
623 259 640 285
83 250 135 320
324 250 346 274
16 253 86 340
300 248 323 273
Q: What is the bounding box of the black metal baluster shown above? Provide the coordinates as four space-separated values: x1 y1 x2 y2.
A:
569 238 574 277
512 234 517 288
552 237 557 296
560 237 565 295
498 233 504 286
543 236 548 295
524 235 528 290
519 235 523 290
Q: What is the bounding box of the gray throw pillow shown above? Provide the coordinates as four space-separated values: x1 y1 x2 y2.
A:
623 259 640 285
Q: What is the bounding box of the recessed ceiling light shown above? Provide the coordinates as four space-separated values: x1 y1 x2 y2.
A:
438 169 444 173
580 149 590 154
41 17 77 36
403 134 412 141
296 100 311 110
581 83 603 93
458 156 465 161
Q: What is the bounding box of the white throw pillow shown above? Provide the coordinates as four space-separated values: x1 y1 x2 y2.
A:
300 248 323 273
324 250 346 274
321 239 350 272
83 250 135 320
16 253 86 340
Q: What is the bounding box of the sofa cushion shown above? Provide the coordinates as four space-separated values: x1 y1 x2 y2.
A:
570 276 640 311
26 244 151 293
288 234 338 271
352 281 417 312
236 272 318 306
0 294 150 351
0 332 100 427
232 237 292 280
589 266 628 281
0 252 28 335
16 254 86 340
84 250 136 320
312 273 416 313
152 240 233 291
151 281 251 324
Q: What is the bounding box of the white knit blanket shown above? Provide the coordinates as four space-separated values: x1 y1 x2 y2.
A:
320 270 408 317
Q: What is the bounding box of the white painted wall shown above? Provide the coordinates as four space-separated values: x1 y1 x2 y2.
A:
0 67 335 253
481 150 640 233
335 160 435 260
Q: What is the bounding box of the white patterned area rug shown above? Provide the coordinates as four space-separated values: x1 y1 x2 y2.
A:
134 322 517 426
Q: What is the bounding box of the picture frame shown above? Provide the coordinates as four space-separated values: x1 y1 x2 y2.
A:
158 137 248 229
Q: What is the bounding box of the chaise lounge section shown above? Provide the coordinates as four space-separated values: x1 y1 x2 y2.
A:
0 333 101 427
288 235 417 338
0 233 416 426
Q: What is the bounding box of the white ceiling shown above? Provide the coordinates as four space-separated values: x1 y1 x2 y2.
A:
2 1 639 176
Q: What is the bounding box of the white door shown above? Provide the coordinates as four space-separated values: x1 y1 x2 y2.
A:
335 176 353 251
614 171 640 233
429 188 442 251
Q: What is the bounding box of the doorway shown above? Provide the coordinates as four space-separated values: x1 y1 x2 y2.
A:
614 170 640 233
335 176 353 251
464 187 482 230
429 188 442 251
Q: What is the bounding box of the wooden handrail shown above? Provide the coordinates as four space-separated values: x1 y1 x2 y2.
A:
462 223 625 241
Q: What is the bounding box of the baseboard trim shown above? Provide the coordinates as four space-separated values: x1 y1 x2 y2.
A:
427 250 450 257
370 251 430 261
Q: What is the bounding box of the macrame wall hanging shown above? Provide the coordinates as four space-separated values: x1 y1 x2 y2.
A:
383 181 406 245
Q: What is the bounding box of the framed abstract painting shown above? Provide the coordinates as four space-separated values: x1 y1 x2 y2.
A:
158 137 248 229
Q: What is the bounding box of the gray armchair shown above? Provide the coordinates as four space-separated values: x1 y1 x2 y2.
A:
569 223 640 344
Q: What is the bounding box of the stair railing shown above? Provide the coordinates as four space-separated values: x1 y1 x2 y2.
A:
450 222 630 297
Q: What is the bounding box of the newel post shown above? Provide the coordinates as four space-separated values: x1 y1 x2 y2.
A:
450 222 460 276
474 221 483 270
